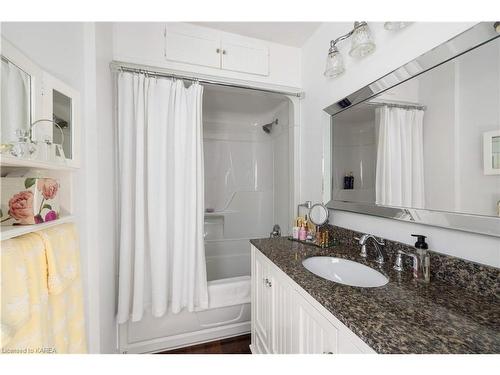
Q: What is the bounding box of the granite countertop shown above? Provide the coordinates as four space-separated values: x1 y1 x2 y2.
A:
250 237 500 354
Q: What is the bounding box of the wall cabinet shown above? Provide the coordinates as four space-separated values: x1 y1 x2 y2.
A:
251 245 375 354
165 24 269 76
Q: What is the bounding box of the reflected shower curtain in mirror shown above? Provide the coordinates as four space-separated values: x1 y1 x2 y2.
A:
375 106 425 209
1 59 31 143
116 72 208 323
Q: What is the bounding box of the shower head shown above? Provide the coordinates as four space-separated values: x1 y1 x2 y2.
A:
262 119 278 134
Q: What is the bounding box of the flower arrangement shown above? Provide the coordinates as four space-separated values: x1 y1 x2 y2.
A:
1 177 60 225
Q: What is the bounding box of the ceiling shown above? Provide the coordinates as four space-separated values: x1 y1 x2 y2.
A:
190 22 322 47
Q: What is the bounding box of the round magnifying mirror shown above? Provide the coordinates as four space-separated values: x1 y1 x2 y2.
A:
309 203 329 226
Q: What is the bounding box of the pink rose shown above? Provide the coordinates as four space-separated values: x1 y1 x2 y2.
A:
8 191 35 224
37 178 59 200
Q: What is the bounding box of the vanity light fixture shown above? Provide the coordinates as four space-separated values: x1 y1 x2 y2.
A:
324 22 376 78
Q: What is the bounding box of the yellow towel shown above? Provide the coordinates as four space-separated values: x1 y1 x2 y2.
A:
1 223 87 354
35 223 87 354
1 233 51 353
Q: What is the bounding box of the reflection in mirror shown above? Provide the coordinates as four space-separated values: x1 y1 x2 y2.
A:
1 56 31 146
52 89 72 158
331 35 500 218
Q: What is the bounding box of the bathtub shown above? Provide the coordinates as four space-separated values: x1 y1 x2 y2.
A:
118 239 251 354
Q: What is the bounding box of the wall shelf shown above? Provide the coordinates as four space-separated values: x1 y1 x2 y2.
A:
0 155 78 171
1 215 76 241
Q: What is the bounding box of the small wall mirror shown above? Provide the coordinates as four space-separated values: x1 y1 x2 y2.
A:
1 56 31 145
52 89 72 159
309 203 329 226
42 72 79 166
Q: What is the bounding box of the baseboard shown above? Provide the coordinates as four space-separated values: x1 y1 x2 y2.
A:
122 321 251 354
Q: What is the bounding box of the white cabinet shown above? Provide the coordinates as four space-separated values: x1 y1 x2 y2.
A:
165 24 269 76
252 248 272 352
251 245 375 354
220 38 269 76
294 291 338 354
165 24 221 69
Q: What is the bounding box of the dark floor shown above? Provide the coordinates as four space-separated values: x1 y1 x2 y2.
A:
158 334 251 354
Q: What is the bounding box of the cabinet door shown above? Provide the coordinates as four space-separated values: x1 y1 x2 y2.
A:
269 269 295 354
220 39 269 76
165 24 221 68
252 249 272 352
294 290 338 354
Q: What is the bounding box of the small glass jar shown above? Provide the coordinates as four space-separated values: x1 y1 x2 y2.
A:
10 129 37 159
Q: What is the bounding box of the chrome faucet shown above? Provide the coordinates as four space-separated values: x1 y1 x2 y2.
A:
393 249 430 283
354 234 385 264
270 224 281 238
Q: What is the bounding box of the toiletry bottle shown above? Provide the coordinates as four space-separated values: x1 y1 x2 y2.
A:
349 172 354 189
292 218 300 239
315 227 322 245
343 173 349 189
298 223 307 241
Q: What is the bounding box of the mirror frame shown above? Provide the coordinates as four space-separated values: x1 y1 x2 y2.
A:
42 72 80 167
324 22 500 237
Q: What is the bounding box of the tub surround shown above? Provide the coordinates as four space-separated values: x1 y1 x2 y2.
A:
250 226 500 354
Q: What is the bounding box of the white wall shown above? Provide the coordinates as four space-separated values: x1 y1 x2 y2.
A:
301 22 500 268
94 22 118 354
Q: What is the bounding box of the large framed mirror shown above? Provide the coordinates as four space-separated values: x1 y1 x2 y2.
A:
324 22 500 237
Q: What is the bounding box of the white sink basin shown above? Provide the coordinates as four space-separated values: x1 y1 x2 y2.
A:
302 256 389 288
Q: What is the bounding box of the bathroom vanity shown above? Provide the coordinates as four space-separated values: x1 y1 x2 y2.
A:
250 232 500 354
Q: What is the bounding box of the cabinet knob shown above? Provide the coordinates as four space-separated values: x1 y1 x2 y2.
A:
222 49 227 55
216 48 220 54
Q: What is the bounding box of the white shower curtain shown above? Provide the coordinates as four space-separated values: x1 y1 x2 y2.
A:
375 105 425 209
116 72 208 324
1 59 31 142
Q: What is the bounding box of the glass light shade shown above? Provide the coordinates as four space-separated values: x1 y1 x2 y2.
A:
349 23 376 58
384 22 411 31
324 50 345 78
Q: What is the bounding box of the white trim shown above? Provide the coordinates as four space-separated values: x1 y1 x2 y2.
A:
1 214 76 241
120 321 250 354
41 72 81 168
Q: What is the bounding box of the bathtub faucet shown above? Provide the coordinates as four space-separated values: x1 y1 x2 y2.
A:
270 224 281 238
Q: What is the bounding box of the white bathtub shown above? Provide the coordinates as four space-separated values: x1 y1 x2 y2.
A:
118 239 251 354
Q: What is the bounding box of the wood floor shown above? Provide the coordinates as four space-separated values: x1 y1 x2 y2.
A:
158 334 251 354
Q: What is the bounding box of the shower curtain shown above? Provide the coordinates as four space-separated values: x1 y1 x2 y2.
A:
1 59 31 142
375 105 425 209
116 72 208 324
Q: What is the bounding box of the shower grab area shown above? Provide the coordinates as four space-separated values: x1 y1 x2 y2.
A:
119 84 294 354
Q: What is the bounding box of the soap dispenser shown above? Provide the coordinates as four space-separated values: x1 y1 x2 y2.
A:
411 234 428 249
411 234 430 282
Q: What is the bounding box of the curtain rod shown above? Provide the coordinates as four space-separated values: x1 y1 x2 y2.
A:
366 101 427 111
110 62 303 98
